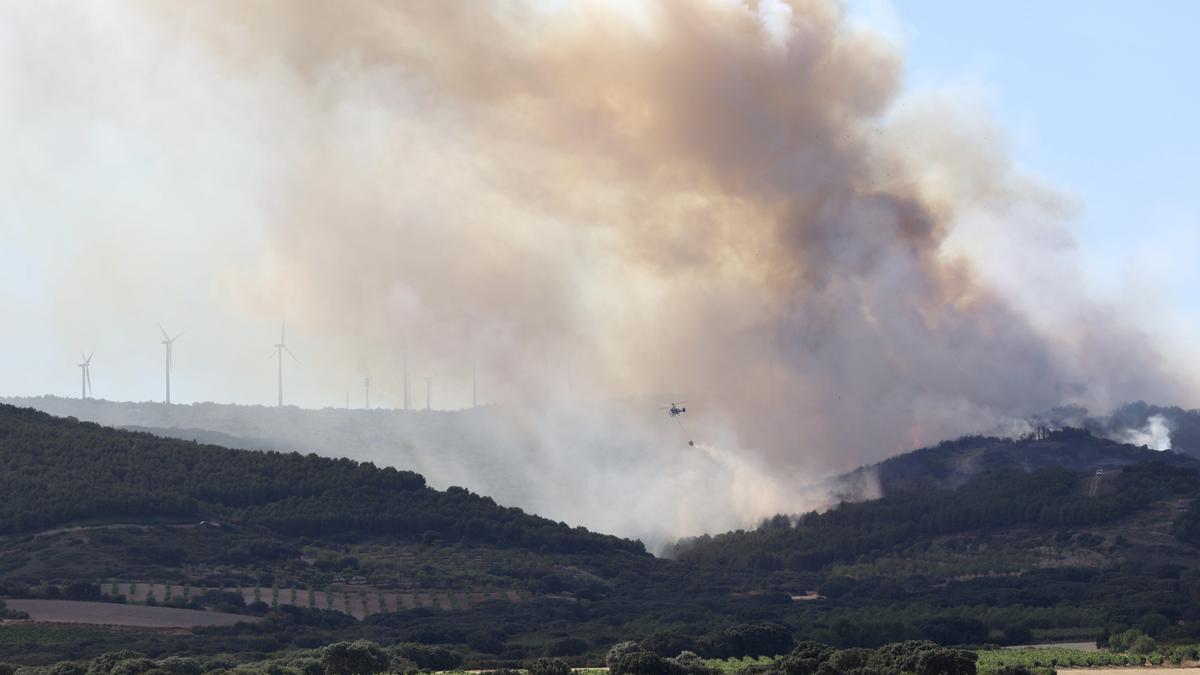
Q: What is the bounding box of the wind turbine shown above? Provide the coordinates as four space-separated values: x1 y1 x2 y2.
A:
270 323 299 407
160 326 182 404
425 376 432 411
78 352 93 399
402 341 410 411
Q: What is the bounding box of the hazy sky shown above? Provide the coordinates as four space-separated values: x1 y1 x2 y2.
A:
1 0 1197 467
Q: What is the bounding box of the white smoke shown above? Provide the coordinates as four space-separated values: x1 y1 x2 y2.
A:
1119 414 1173 451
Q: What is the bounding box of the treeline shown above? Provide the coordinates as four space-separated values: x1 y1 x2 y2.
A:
0 405 643 556
676 461 1198 571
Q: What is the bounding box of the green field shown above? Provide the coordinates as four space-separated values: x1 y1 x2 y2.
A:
978 645 1200 671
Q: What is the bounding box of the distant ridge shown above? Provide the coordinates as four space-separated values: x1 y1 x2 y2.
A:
834 427 1200 498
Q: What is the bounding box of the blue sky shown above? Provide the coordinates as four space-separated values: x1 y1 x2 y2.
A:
850 0 1200 318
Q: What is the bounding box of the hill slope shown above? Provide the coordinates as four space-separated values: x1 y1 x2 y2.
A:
0 403 642 556
832 427 1200 497
0 396 783 548
6 405 1200 668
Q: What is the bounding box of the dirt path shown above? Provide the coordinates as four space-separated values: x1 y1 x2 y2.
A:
27 521 204 539
1004 641 1099 651
1060 662 1200 667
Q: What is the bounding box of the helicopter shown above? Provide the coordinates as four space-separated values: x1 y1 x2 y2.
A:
659 402 694 446
660 402 687 417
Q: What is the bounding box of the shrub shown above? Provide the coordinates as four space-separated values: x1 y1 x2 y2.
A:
200 657 237 673
155 658 201 675
1136 612 1169 637
669 651 709 673
612 652 679 675
825 648 871 672
109 659 157 675
283 659 323 675
608 642 644 670
0 599 28 620
64 583 102 601
919 617 988 646
913 648 976 675
1106 628 1158 655
988 668 1055 675
697 623 794 659
48 663 87 675
87 652 147 675
0 664 14 675
467 630 506 654
389 643 462 671
546 637 589 657
1169 645 1198 665
524 658 571 675
320 641 389 675
642 631 696 658
999 625 1033 646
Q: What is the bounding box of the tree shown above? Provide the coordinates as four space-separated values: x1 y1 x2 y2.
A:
642 631 696 657
320 641 389 675
612 652 680 675
524 658 571 675
87 651 146 675
607 641 644 670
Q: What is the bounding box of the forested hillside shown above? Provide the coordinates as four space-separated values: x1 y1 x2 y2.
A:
676 459 1197 571
832 427 1199 497
0 404 643 556
5 405 1200 670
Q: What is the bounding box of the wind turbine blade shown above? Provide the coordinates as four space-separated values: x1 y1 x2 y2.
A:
172 332 183 342
269 348 279 359
160 325 169 340
285 346 299 363
281 322 286 343
87 352 93 364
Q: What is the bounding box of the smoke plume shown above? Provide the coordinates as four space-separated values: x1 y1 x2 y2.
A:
1119 415 1173 451
2 0 1195 542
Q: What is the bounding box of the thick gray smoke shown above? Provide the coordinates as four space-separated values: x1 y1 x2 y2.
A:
163 0 1186 463
2 0 1195 542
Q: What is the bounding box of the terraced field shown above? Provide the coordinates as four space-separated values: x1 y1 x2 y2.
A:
105 581 530 619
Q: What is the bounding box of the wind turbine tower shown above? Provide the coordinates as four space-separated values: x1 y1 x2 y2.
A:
402 343 410 411
270 323 299 407
364 375 370 410
160 327 182 404
78 352 93 399
425 376 432 411
472 362 477 409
